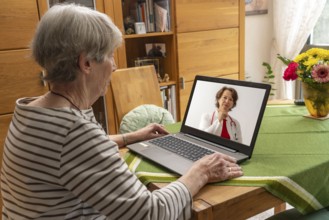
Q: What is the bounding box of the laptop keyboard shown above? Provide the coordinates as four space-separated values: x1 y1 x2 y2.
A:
149 136 214 161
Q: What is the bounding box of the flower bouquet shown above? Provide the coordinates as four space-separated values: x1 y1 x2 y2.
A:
278 48 329 117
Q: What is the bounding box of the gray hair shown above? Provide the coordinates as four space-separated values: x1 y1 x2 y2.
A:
31 4 122 82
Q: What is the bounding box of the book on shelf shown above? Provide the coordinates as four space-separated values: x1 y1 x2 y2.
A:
153 0 170 32
125 0 170 33
160 83 177 121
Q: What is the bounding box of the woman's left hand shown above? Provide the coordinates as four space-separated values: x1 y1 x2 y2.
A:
110 123 169 147
133 123 169 142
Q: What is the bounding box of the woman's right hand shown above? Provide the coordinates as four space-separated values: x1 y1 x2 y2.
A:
178 152 243 196
195 153 243 183
217 110 228 122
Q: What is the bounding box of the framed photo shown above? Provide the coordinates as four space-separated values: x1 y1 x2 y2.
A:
134 57 162 82
145 43 166 57
134 57 160 74
245 0 268 16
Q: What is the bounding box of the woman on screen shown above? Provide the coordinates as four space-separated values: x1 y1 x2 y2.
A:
199 87 242 143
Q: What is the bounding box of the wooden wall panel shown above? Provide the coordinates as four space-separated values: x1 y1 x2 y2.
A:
176 0 239 33
177 28 239 83
0 0 39 50
0 50 47 114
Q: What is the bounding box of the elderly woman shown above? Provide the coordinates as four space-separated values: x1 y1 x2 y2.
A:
199 87 242 143
1 4 243 219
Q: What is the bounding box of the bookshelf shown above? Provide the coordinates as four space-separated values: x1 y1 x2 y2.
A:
108 0 178 132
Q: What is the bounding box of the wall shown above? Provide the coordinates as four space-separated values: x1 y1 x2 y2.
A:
245 1 273 83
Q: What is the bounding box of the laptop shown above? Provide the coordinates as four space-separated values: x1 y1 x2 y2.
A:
127 75 271 175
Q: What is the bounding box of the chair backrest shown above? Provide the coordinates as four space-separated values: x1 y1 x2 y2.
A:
110 65 163 124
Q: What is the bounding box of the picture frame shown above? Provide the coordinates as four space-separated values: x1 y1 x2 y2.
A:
134 57 160 74
145 43 166 57
245 0 268 16
134 57 162 82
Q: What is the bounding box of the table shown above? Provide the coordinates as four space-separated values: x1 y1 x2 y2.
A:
123 105 329 219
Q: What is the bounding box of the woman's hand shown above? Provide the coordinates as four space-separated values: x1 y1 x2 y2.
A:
132 123 169 142
110 123 169 147
178 152 243 196
196 153 242 183
217 109 228 122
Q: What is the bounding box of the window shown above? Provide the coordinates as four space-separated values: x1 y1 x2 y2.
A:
304 1 329 49
310 1 329 46
296 1 329 99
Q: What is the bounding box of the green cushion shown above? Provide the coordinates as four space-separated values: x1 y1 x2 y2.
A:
267 207 329 220
119 104 175 134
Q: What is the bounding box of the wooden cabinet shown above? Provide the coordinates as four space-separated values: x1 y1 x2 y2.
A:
0 1 43 152
0 1 42 217
108 0 178 133
175 0 245 118
175 0 240 32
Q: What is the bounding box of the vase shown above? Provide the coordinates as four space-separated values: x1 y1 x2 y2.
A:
302 82 329 118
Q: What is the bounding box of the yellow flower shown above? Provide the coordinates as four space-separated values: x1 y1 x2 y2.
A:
294 53 308 63
304 58 320 70
307 48 329 60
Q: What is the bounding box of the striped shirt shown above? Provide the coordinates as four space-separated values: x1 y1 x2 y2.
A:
1 97 192 220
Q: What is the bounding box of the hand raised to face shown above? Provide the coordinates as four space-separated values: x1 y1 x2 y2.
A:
217 89 234 121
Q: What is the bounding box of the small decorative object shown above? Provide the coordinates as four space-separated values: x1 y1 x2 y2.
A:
163 73 170 82
124 16 135 35
134 22 146 34
279 48 329 118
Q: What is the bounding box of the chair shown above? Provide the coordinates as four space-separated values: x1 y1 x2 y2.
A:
110 65 170 132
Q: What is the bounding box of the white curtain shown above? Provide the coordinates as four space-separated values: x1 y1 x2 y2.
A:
270 0 327 99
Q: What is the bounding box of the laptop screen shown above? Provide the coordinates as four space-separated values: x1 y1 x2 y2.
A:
181 75 270 157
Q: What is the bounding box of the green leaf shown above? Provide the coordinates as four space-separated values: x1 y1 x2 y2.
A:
277 54 292 65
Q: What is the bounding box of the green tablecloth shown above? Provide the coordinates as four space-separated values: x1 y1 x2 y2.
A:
124 105 329 214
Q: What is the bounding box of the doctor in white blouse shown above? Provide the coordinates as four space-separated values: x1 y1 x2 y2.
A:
199 87 242 143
